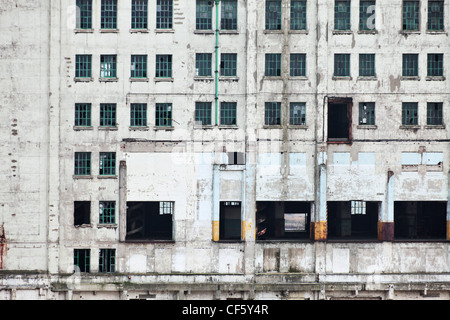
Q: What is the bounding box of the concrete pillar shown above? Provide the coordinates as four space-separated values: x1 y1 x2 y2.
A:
378 171 395 241
312 163 327 241
447 171 450 240
212 164 220 241
119 161 127 242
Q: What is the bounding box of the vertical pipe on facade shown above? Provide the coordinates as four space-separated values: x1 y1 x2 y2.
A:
214 0 220 125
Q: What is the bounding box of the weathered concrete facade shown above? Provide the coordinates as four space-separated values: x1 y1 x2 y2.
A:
0 0 449 300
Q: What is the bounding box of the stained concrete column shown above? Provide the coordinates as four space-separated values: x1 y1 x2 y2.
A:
119 161 127 242
212 164 220 241
378 171 394 241
447 171 450 240
312 162 327 241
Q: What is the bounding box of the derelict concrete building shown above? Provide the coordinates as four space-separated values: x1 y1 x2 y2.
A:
0 0 449 300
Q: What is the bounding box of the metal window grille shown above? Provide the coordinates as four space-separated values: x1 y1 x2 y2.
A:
403 1 419 31
220 102 237 126
195 102 212 125
196 53 212 77
99 152 116 176
290 53 306 76
75 55 92 78
75 103 91 127
100 103 117 127
74 249 90 273
99 249 116 273
220 53 237 77
402 54 418 76
359 54 375 77
289 102 306 125
290 0 307 30
266 0 282 30
427 53 443 77
76 0 92 29
402 102 419 125
428 1 444 31
100 55 117 78
156 103 173 127
157 0 173 29
159 202 174 215
130 103 147 127
334 54 350 77
99 201 115 224
196 0 212 30
221 0 238 30
265 53 282 76
101 0 117 29
74 152 91 176
265 102 281 125
132 0 148 29
131 55 147 78
335 0 351 30
359 0 376 30
156 55 172 78
427 102 443 125
359 102 375 125
351 201 366 215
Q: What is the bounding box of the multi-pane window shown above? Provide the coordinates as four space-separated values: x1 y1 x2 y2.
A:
100 55 117 78
335 0 351 30
221 0 238 30
359 102 376 125
196 0 213 30
427 54 443 77
427 102 443 125
221 102 237 126
75 103 91 127
402 54 419 77
130 103 147 127
359 0 376 31
195 102 212 126
334 54 351 77
100 103 117 127
290 53 306 77
266 0 282 30
402 102 419 125
99 152 116 176
196 53 212 77
74 152 91 176
99 201 116 224
265 102 281 126
74 249 90 273
75 55 92 78
131 0 148 29
131 55 147 78
289 102 306 126
359 54 375 77
156 55 172 78
402 1 420 31
265 53 282 77
160 202 174 215
156 103 173 127
157 0 173 29
101 0 118 29
428 1 444 31
76 0 92 29
220 53 237 77
290 0 307 30
99 249 116 273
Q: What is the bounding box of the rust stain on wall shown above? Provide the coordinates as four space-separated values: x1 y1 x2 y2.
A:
0 224 6 269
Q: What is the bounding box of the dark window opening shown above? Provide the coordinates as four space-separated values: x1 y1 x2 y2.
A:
228 152 245 165
256 201 311 240
394 201 447 240
220 202 241 240
328 99 352 142
126 202 173 241
327 201 379 240
74 201 91 226
74 249 90 273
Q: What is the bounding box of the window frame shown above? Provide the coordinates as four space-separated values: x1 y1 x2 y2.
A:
99 201 116 224
359 102 376 125
156 0 173 29
221 0 238 30
220 102 237 126
402 102 419 126
101 0 118 30
402 54 419 77
359 0 376 31
265 0 282 31
195 101 212 126
100 55 117 79
290 0 307 31
334 53 351 77
335 0 351 31
74 249 91 273
75 103 92 127
359 53 376 77
131 55 148 79
427 0 444 31
131 0 148 30
130 103 148 127
76 0 93 30
99 249 116 273
75 54 92 79
196 0 213 30
402 0 420 31
155 103 173 127
100 103 117 128
196 53 212 77
220 53 237 77
265 53 282 77
289 102 306 126
74 152 91 176
290 53 306 77
427 102 443 126
99 152 116 176
265 102 282 126
155 55 173 78
427 53 444 77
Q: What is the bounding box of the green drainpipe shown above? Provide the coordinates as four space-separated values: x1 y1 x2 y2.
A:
214 0 220 125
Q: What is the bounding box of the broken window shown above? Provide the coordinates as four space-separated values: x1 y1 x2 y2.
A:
126 202 173 241
220 102 237 126
99 249 116 273
394 201 447 240
220 202 242 240
402 102 418 125
76 0 92 29
359 102 375 125
196 0 213 30
100 55 117 79
155 103 173 127
131 55 147 79
221 0 238 30
196 53 212 77
289 102 306 125
402 0 420 31
99 201 115 224
220 53 237 77
256 202 311 240
156 0 173 29
74 201 91 226
156 55 172 78
328 98 352 142
265 102 281 126
327 201 379 240
427 102 443 126
101 0 117 29
428 0 444 31
74 249 90 273
99 152 116 176
335 0 351 31
290 0 307 31
227 152 245 165
266 0 282 30
132 0 148 29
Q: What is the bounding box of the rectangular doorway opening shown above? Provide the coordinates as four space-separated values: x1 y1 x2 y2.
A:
328 98 352 143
